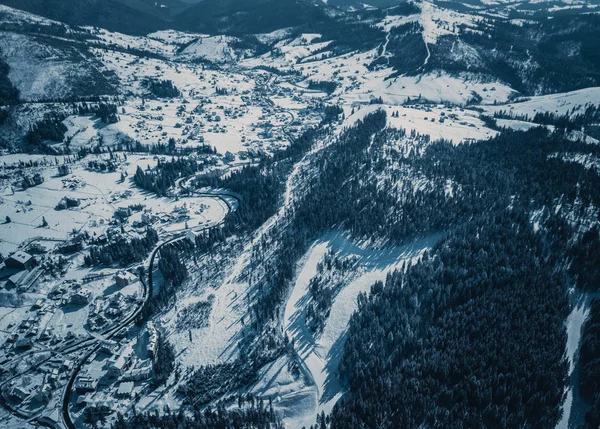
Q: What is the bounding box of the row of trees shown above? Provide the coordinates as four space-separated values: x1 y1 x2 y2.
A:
84 227 158 266
134 157 201 196
151 332 176 388
112 402 283 429
24 114 68 150
143 78 181 99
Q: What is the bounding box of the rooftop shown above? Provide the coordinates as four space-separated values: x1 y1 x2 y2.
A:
8 251 33 264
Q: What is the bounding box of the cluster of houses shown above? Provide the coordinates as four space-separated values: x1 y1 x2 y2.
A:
4 353 74 416
88 272 140 331
73 321 161 418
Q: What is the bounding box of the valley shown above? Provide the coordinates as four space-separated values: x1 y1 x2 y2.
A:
0 0 599 428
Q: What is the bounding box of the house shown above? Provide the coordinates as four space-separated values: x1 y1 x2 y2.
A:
8 385 28 402
116 207 131 218
70 291 91 306
39 409 60 427
31 384 51 406
122 364 153 382
145 322 158 359
116 381 134 398
115 271 136 288
141 212 156 225
57 165 71 177
186 230 197 244
75 375 99 392
86 399 114 414
107 345 133 377
7 270 28 288
100 340 119 355
56 196 80 211
14 338 32 350
5 251 34 270
31 299 45 310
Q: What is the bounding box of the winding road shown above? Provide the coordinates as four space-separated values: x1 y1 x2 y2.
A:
59 187 240 429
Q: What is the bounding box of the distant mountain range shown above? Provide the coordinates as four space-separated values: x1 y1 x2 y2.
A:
0 0 332 35
0 0 599 98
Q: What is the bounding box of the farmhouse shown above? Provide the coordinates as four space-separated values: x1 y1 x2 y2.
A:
5 251 35 270
116 381 134 398
115 271 136 287
75 375 99 392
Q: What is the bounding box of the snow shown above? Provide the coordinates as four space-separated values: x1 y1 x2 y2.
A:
161 279 246 368
254 28 293 45
0 153 226 255
177 36 239 63
242 34 332 69
495 118 541 131
147 30 199 46
345 104 496 144
348 71 514 106
556 291 598 429
279 231 442 428
86 27 178 57
0 32 94 101
376 14 420 32
482 87 600 119
418 1 482 45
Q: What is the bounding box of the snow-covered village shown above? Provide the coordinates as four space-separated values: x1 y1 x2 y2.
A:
0 0 600 428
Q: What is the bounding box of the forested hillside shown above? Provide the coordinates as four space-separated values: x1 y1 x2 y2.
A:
326 124 600 428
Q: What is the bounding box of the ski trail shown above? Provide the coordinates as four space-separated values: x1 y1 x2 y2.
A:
226 136 331 283
556 290 600 429
381 31 391 65
283 232 443 428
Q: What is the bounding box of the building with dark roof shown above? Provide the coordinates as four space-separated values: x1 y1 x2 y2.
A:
5 251 34 271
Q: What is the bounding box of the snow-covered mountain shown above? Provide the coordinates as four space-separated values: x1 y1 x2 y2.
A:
0 2 599 429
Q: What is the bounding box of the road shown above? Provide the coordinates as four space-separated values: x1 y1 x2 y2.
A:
58 186 240 429
5 69 293 429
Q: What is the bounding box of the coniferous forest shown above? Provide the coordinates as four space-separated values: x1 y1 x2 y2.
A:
123 108 600 429
3 2 600 429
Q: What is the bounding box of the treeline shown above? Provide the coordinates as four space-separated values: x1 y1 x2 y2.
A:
331 211 569 428
134 157 201 196
321 105 343 124
568 226 600 292
249 111 388 330
493 103 600 132
84 227 158 266
151 332 176 388
76 101 119 123
307 80 337 94
319 126 600 426
143 78 181 99
25 114 68 150
112 402 283 429
101 137 215 157
196 164 286 234
195 114 600 429
138 238 193 323
578 299 600 429
178 324 284 408
157 245 189 293
0 54 19 105
306 250 356 335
